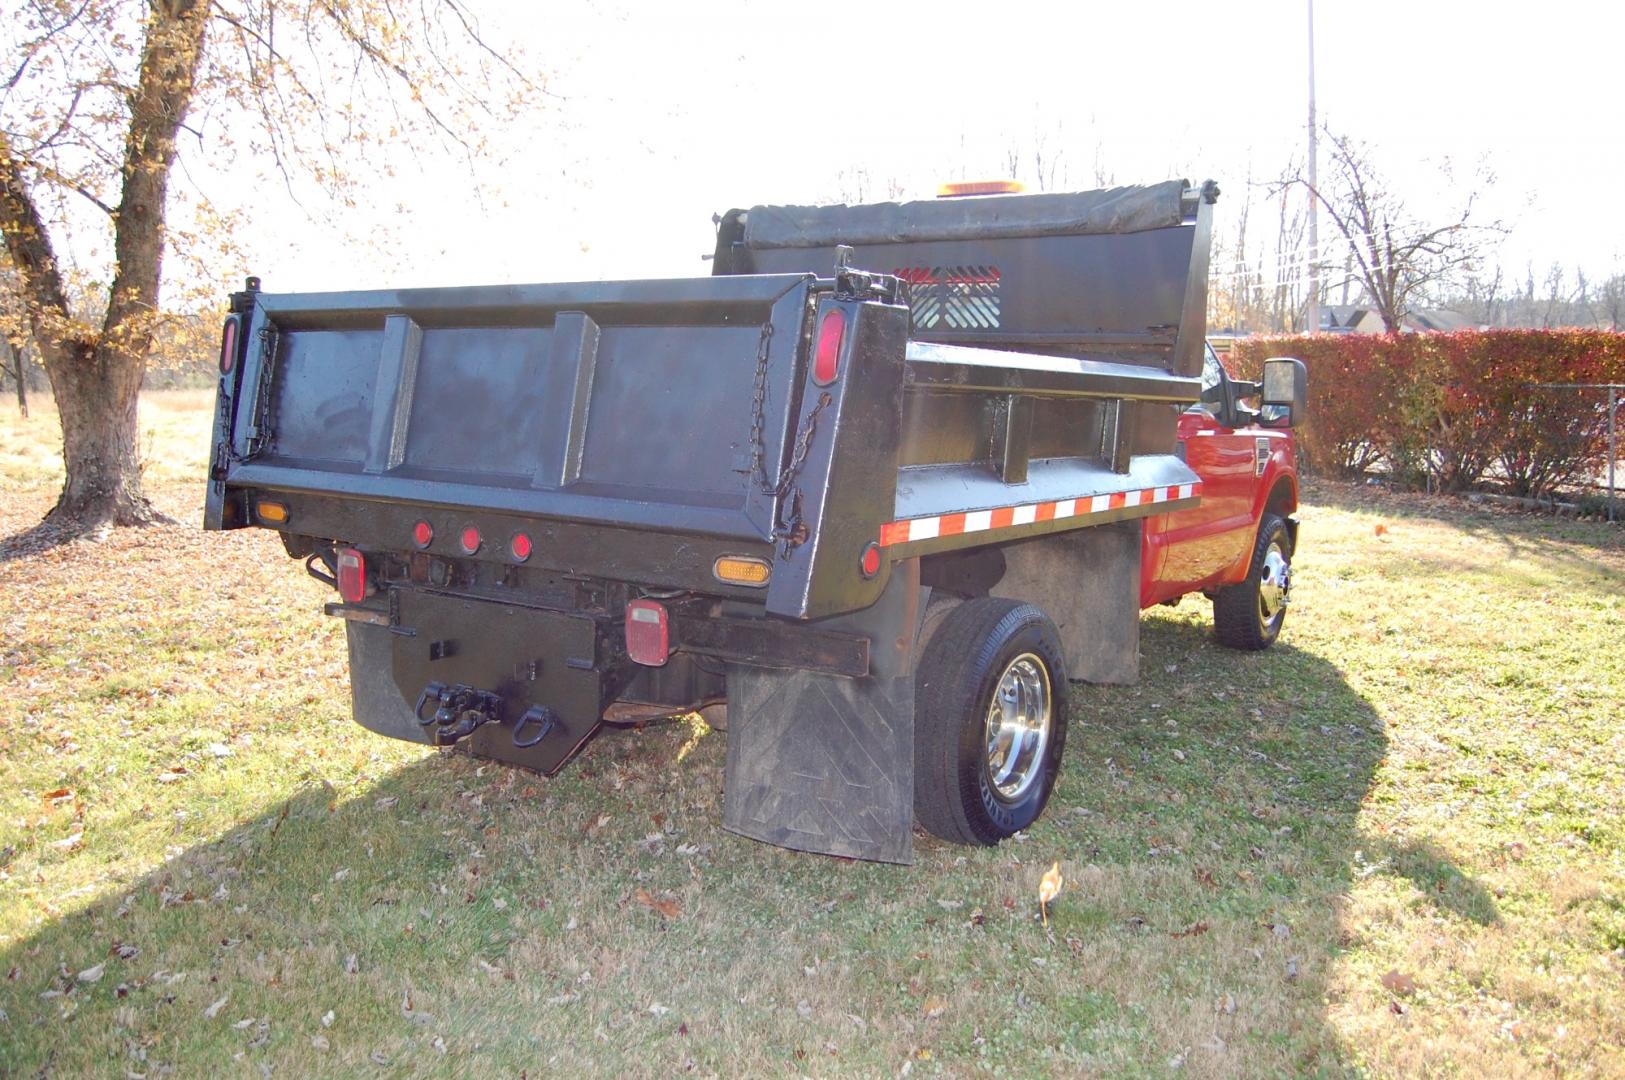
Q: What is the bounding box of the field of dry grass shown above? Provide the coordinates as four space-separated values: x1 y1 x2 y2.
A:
1 391 1622 1077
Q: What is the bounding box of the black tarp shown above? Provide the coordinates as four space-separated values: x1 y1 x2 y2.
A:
742 180 1190 249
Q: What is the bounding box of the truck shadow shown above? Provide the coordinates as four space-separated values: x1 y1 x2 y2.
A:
1305 477 1623 560
1032 612 1498 1067
0 619 1496 1075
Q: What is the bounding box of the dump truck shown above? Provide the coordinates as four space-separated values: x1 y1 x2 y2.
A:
204 179 1306 864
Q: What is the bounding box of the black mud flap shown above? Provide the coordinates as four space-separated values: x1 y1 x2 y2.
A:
723 667 914 864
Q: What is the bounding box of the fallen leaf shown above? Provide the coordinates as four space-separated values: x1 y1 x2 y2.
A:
311 1035 330 1051
1374 522 1388 537
649 1003 671 1017
1171 921 1209 939
1038 861 1064 928
76 962 105 983
342 954 359 974
50 832 83 850
922 997 946 1019
1217 992 1236 1015
42 788 73 804
1380 969 1417 996
232 1017 256 1030
204 993 230 1019
321 1009 334 1028
111 943 139 961
633 888 681 920
400 989 434 1026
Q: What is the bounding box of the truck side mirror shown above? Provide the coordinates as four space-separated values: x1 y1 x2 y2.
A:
1261 357 1308 427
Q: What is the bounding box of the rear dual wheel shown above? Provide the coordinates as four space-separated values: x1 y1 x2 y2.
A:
913 598 1069 846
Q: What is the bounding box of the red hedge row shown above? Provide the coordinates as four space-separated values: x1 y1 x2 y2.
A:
1228 330 1625 496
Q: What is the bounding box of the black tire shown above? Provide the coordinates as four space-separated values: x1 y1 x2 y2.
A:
1212 512 1293 651
914 598 1069 846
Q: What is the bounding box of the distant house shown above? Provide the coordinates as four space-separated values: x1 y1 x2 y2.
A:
1303 304 1477 334
1403 308 1476 333
1312 304 1386 333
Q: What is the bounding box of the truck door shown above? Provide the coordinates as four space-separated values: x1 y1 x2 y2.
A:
1145 346 1258 601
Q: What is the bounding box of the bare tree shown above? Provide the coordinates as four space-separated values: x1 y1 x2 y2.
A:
1280 128 1503 332
0 0 539 532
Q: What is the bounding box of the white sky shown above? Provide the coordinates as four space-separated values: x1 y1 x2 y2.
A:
219 0 1623 294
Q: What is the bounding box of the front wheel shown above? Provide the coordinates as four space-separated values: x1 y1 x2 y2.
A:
1212 512 1293 650
914 598 1069 846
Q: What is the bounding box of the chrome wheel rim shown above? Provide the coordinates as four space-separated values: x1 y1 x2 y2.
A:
1258 541 1291 627
983 653 1052 803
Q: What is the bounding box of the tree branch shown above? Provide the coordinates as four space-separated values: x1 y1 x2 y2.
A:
0 128 73 333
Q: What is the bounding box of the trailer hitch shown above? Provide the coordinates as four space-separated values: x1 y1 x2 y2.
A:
414 681 504 746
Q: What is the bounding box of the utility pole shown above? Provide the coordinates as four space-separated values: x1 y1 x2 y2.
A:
1305 0 1321 335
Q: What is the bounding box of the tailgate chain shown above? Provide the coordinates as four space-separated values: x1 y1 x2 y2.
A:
746 315 832 553
746 322 774 490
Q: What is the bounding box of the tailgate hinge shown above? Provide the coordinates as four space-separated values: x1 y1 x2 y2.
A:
833 245 902 304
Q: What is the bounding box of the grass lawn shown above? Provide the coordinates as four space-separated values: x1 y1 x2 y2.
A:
1 391 1621 1077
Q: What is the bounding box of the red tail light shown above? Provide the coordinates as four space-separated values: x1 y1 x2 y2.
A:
510 532 532 562
860 541 881 579
219 317 240 375
459 525 481 554
812 308 846 386
412 520 434 548
336 547 367 603
625 599 669 667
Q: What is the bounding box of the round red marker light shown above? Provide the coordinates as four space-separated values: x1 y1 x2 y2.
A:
460 525 481 554
412 520 434 548
859 541 881 579
510 533 532 562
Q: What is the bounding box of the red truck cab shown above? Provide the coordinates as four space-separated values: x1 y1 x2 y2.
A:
1142 343 1304 649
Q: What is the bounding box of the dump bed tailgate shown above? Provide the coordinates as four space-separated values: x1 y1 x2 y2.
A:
210 274 817 541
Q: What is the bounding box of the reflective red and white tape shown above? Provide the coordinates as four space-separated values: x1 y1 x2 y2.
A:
877 483 1200 548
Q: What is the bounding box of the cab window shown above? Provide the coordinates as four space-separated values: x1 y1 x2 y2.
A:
1196 343 1228 419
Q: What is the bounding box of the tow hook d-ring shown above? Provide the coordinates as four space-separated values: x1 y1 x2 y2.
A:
414 681 449 725
513 705 559 749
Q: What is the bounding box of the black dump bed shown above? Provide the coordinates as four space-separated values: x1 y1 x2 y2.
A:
714 179 1214 377
207 181 1213 622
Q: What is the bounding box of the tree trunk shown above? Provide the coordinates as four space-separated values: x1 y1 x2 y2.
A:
0 1 209 532
42 340 161 526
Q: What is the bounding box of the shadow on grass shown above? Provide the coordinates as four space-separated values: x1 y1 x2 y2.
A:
1305 476 1623 559
0 519 103 562
1055 612 1501 1067
0 615 1501 1075
1371 836 1500 927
